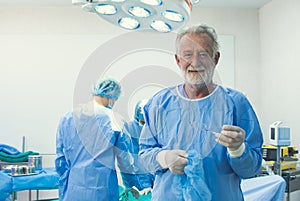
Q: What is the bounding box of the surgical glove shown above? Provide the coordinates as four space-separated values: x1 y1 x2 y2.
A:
140 187 152 195
216 125 246 157
156 150 188 174
124 187 140 199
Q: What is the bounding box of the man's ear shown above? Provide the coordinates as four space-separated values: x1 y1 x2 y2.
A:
175 54 180 67
214 52 220 65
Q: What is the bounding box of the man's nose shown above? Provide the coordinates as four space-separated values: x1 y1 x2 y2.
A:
190 54 203 67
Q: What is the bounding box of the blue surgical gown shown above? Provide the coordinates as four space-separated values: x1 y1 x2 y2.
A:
117 120 154 191
139 85 263 201
55 102 121 201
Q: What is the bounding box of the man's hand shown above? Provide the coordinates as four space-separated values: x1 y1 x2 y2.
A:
215 125 246 157
124 187 140 199
140 187 152 195
156 150 188 174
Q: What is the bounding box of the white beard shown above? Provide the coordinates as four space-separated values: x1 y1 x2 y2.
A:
181 65 214 87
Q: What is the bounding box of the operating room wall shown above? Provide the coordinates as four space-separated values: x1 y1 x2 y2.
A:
0 5 262 200
259 0 300 200
260 0 300 153
259 1 300 200
0 5 261 161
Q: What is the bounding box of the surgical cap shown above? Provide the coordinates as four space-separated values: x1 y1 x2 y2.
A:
93 77 121 100
134 99 148 121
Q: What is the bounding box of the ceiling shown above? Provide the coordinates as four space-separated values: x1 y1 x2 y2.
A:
198 0 272 8
0 0 272 8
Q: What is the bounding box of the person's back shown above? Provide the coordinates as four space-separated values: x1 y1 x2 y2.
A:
55 77 122 201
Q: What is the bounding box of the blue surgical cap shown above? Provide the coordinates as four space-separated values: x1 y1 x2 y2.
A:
134 99 148 121
93 77 121 100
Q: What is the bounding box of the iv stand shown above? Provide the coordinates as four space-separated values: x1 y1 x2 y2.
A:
274 145 282 176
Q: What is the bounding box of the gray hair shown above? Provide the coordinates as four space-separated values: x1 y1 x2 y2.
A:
176 24 220 57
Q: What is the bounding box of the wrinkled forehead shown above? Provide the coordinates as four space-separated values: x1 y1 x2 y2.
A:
178 33 214 54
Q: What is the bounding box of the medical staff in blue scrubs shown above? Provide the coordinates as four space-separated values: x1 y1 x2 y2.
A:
139 25 263 201
55 77 122 201
117 100 154 197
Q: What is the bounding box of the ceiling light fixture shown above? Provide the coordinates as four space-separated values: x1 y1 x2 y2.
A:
73 0 201 33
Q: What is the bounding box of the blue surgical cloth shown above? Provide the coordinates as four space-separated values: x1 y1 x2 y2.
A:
183 150 211 201
55 101 123 201
0 171 12 201
0 144 20 155
171 150 211 201
241 175 286 201
117 120 154 191
0 168 59 201
139 85 263 201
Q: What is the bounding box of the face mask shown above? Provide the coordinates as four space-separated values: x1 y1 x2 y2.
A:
107 99 116 109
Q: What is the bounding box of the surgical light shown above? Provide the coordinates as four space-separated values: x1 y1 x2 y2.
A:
141 0 162 6
73 0 201 33
150 20 171 33
162 10 184 22
128 6 151 18
94 4 117 15
118 17 140 30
